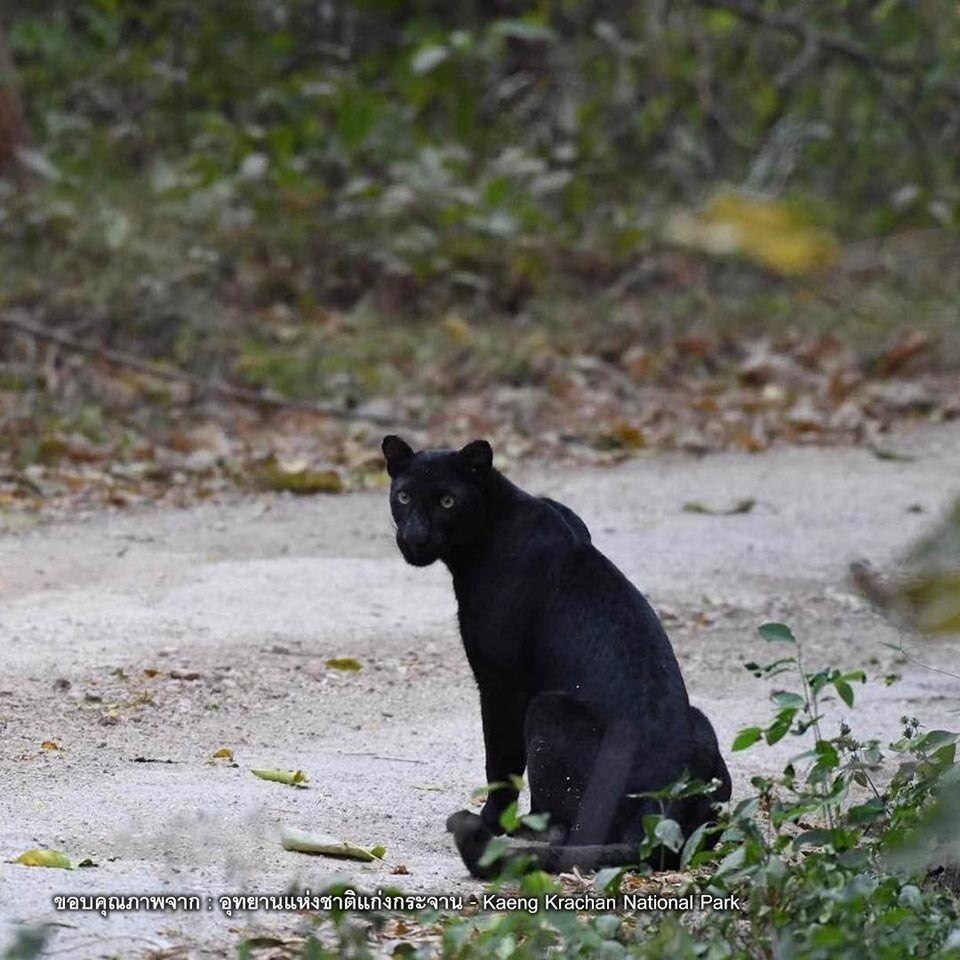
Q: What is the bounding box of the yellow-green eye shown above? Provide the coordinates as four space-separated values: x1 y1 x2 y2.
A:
440 493 455 509
396 491 410 505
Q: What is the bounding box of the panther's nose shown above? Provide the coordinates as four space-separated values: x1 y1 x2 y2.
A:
403 531 429 551
401 519 430 551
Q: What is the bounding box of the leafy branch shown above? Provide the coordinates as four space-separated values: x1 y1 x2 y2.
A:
694 0 960 100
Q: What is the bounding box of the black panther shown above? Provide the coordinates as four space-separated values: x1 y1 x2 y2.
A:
382 435 731 878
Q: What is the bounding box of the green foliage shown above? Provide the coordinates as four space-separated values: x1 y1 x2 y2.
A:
3 1 960 389
859 499 960 635
281 621 959 959
1 926 47 960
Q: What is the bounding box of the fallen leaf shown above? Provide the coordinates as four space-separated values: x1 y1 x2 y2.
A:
240 937 306 952
621 345 653 381
442 314 473 345
167 423 231 456
868 444 917 463
877 330 932 376
866 380 937 414
739 345 817 390
37 433 109 465
255 460 344 495
252 768 310 787
212 747 234 760
786 398 826 432
675 428 712 454
280 826 384 862
325 657 362 672
15 849 72 869
593 422 645 451
674 334 717 358
683 498 756 516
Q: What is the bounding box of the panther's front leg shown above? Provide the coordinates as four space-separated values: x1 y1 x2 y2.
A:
477 682 528 834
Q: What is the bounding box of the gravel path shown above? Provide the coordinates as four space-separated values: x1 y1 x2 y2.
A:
2 424 959 957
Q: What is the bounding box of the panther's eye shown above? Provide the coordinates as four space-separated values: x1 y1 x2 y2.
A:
440 493 455 509
396 491 410 505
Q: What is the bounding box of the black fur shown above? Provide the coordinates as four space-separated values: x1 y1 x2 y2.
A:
382 436 731 877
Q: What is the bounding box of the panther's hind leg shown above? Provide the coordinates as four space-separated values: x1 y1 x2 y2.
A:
663 706 731 854
524 691 603 839
688 706 732 802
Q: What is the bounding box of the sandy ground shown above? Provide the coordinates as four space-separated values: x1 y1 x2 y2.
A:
2 423 960 958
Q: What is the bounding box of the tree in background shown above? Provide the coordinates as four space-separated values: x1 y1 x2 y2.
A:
0 25 23 176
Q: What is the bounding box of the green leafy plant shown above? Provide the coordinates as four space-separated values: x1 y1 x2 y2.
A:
5 0 960 399
278 621 959 959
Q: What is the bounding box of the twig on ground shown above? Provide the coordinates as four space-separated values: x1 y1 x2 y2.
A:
886 635 960 684
336 751 427 765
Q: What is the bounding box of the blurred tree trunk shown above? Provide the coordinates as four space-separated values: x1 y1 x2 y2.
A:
0 25 24 176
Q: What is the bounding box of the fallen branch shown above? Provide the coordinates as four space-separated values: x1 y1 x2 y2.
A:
0 312 406 427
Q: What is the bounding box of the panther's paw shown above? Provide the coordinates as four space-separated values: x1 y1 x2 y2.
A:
446 809 488 840
446 809 497 879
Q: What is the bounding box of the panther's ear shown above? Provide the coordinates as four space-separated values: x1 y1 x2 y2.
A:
382 435 415 478
458 439 493 476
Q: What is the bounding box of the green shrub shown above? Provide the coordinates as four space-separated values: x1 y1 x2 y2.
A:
274 621 959 959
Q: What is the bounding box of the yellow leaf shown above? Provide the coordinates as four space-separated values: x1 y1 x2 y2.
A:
212 747 234 760
255 460 344 495
442 314 473 345
665 192 838 276
252 768 310 787
325 657 362 672
15 849 72 869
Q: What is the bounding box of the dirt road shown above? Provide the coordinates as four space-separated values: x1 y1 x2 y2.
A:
2 424 959 957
